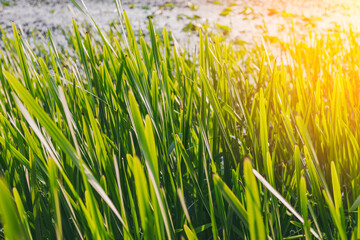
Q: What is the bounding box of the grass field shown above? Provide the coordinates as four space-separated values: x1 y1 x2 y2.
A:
1 1 360 239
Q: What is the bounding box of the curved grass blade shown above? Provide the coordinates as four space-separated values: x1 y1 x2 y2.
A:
0 179 28 240
3 71 129 233
252 168 321 239
244 159 266 239
213 174 248 227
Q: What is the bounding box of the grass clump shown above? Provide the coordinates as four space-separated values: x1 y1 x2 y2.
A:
212 1 223 5
219 7 233 17
2 1 10 7
187 2 199 11
1 2 360 240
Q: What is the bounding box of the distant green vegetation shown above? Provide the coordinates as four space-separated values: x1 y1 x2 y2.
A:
212 1 223 5
0 1 360 240
2 1 11 7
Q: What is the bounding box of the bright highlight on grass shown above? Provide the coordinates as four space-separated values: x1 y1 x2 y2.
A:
1 0 360 239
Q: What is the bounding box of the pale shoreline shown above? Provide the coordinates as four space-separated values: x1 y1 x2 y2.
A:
1 0 360 49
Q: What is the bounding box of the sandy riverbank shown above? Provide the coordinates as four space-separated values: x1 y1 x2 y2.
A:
1 0 360 49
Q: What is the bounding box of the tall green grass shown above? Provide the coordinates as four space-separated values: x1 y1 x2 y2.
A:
1 2 360 239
